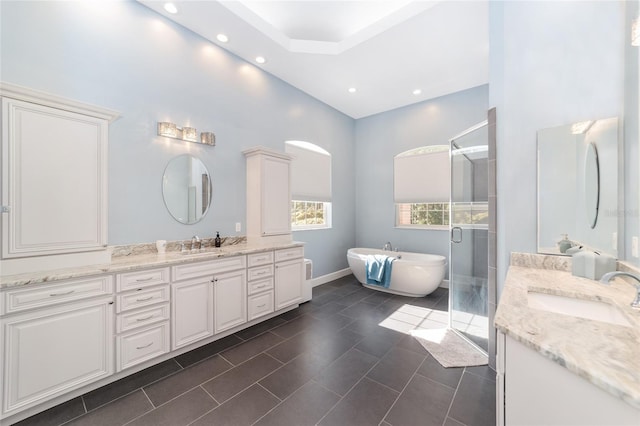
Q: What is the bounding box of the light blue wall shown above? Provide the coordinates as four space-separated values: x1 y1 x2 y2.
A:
0 1 356 278
489 1 625 293
354 85 489 269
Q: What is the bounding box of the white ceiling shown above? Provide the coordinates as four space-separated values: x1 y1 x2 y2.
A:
138 0 489 119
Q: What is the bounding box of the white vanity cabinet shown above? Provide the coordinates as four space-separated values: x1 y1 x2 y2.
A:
0 276 114 418
0 83 118 274
171 256 246 349
243 147 293 243
171 277 214 350
247 252 275 321
213 269 247 334
274 247 304 310
497 331 640 426
115 268 170 372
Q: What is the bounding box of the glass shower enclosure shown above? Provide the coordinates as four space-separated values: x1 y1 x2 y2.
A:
449 121 489 353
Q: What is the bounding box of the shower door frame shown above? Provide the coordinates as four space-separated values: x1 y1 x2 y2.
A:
448 120 489 355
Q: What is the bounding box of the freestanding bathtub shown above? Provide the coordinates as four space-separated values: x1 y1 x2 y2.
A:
347 248 446 297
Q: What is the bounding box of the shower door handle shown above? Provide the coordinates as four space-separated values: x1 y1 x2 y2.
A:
451 227 463 243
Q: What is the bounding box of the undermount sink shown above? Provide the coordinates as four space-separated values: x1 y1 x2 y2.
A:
527 291 632 327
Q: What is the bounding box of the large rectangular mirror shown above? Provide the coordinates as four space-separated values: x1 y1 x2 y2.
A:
537 117 619 257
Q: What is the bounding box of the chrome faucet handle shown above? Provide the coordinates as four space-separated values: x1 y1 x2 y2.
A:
599 271 640 309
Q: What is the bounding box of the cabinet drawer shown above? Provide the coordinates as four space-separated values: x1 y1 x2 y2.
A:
116 303 170 333
116 267 170 292
248 277 274 296
248 265 274 281
248 290 274 321
172 256 246 281
1 275 113 316
117 322 170 371
274 247 304 262
116 286 170 313
247 251 274 267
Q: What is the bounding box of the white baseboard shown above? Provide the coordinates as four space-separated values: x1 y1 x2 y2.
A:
311 268 352 287
311 269 450 290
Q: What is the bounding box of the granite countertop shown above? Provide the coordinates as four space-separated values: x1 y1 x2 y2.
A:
495 265 640 409
0 241 304 289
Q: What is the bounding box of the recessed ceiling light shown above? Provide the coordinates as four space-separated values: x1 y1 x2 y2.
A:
413 89 422 95
216 34 229 43
164 2 178 14
255 56 266 64
348 88 357 93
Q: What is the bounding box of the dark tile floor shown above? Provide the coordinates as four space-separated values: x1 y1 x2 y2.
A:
14 275 496 426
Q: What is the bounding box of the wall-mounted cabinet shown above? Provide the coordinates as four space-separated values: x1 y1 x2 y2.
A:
0 83 118 275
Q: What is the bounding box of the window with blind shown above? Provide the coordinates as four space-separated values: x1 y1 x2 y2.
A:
393 145 450 229
285 141 332 230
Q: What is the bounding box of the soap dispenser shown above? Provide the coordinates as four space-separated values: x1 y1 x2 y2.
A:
558 234 573 254
214 232 221 248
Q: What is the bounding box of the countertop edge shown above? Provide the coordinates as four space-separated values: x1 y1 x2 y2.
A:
0 241 305 289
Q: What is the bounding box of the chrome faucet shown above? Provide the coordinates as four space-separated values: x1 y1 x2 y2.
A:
599 271 640 309
191 235 201 251
383 241 393 251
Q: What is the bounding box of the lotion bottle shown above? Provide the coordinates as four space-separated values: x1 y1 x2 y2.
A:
214 232 221 248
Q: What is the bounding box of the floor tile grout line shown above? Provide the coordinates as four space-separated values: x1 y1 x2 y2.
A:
256 382 283 402
378 355 429 425
80 396 88 415
199 384 221 406
121 389 156 426
182 386 223 426
443 368 466 425
314 342 393 426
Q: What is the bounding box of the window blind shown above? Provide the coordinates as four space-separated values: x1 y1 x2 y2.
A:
285 141 332 202
394 147 450 203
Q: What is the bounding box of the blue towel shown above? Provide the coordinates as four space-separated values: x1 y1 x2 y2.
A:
365 255 394 288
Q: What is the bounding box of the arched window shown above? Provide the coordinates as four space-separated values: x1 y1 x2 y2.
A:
285 141 332 230
393 145 450 228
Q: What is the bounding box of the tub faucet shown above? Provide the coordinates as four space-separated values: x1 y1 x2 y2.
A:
191 235 201 251
599 271 640 309
383 242 393 251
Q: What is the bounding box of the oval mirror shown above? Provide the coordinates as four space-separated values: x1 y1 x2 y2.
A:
162 155 212 224
584 142 600 229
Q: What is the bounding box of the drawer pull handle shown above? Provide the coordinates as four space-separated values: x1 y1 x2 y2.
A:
256 257 265 261
256 284 266 289
136 342 154 349
136 296 154 302
135 277 154 282
256 271 266 276
257 304 266 308
136 314 154 322
50 290 75 297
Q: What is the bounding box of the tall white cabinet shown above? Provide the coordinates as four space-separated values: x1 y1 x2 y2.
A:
0 83 118 275
243 147 293 244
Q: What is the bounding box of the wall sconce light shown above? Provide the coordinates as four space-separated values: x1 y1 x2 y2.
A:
632 16 640 46
157 122 216 146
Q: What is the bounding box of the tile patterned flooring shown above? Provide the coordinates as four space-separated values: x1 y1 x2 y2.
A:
14 275 496 426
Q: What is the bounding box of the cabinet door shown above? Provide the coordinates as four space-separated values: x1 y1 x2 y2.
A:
171 279 214 350
2 98 108 258
261 156 291 235
274 259 303 310
214 270 247 334
2 297 114 415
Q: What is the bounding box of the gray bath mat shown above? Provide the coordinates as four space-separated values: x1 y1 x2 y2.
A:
410 328 488 368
